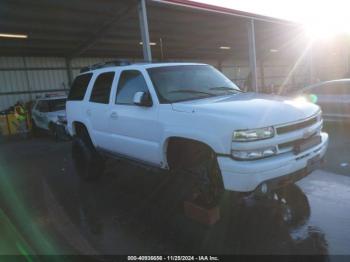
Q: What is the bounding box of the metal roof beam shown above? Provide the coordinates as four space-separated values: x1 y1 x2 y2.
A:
152 0 298 26
68 2 137 58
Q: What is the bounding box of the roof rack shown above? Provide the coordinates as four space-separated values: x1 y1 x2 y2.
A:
80 60 133 73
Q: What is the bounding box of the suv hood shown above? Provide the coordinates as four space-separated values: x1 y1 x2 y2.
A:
171 93 320 128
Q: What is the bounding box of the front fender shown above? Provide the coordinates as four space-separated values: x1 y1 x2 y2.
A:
161 126 228 157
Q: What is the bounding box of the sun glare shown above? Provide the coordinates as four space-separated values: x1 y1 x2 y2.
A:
304 20 350 40
193 0 350 40
304 24 337 40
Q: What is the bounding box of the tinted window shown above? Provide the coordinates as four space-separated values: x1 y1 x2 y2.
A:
48 98 66 112
90 72 115 104
116 70 148 104
36 101 49 112
68 73 93 101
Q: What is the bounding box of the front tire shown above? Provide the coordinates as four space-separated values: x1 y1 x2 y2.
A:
49 123 58 141
31 119 39 137
275 184 310 227
190 149 224 206
72 136 105 181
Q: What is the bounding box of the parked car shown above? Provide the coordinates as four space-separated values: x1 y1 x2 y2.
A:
297 79 350 121
31 96 68 139
66 62 329 203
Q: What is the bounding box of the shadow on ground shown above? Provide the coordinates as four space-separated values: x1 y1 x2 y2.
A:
3 125 350 255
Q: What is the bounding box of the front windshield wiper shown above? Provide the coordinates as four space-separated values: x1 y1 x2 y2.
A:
209 86 244 93
168 89 216 96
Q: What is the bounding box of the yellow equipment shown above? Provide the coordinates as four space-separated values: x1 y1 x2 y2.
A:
0 112 31 136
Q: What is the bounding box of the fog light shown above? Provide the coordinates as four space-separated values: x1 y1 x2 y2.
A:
231 147 277 160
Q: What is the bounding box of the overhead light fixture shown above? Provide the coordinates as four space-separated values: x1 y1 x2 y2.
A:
139 41 156 46
0 33 28 39
219 46 231 50
270 49 279 53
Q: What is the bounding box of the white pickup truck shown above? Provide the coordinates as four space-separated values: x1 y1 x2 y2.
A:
31 96 68 138
66 62 328 202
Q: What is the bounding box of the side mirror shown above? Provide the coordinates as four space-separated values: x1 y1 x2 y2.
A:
133 91 153 107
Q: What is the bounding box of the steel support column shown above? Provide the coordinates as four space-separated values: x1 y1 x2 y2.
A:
65 57 73 87
217 60 223 72
309 44 314 84
247 19 258 92
138 0 152 62
22 57 32 100
259 59 265 91
346 44 350 75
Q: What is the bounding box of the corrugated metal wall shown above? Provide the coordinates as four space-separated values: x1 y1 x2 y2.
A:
0 56 311 111
0 57 130 110
0 57 220 110
0 57 69 110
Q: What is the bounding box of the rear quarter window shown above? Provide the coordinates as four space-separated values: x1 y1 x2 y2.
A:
68 73 93 101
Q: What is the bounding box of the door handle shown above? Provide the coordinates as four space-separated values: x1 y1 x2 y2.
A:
110 111 118 119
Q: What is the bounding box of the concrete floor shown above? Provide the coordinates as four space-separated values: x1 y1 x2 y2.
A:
0 122 350 255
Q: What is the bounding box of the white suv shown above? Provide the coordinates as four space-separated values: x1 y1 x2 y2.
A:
66 62 328 202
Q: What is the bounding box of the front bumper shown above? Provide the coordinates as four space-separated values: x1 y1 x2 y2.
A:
54 121 71 139
217 132 329 192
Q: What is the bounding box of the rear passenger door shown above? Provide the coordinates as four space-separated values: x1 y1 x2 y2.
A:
87 71 116 149
66 73 93 135
107 70 162 166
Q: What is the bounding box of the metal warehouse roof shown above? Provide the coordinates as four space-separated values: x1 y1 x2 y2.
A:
0 0 306 61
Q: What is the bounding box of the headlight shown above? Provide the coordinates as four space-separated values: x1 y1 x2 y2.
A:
233 127 274 142
232 146 277 160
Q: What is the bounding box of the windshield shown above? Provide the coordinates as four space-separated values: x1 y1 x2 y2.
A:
48 98 66 112
147 65 241 103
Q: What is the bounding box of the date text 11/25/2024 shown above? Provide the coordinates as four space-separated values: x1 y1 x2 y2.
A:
127 256 219 261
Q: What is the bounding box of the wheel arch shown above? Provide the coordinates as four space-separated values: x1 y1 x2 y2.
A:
163 136 217 170
71 121 96 146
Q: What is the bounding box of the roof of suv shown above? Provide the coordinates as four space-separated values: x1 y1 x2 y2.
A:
36 96 67 101
81 62 207 74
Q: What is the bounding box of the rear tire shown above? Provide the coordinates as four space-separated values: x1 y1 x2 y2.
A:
72 135 105 181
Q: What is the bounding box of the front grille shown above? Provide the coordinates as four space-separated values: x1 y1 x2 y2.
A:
276 116 318 135
279 134 322 154
279 134 315 150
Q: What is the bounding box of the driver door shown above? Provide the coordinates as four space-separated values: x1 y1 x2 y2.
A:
107 70 162 166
